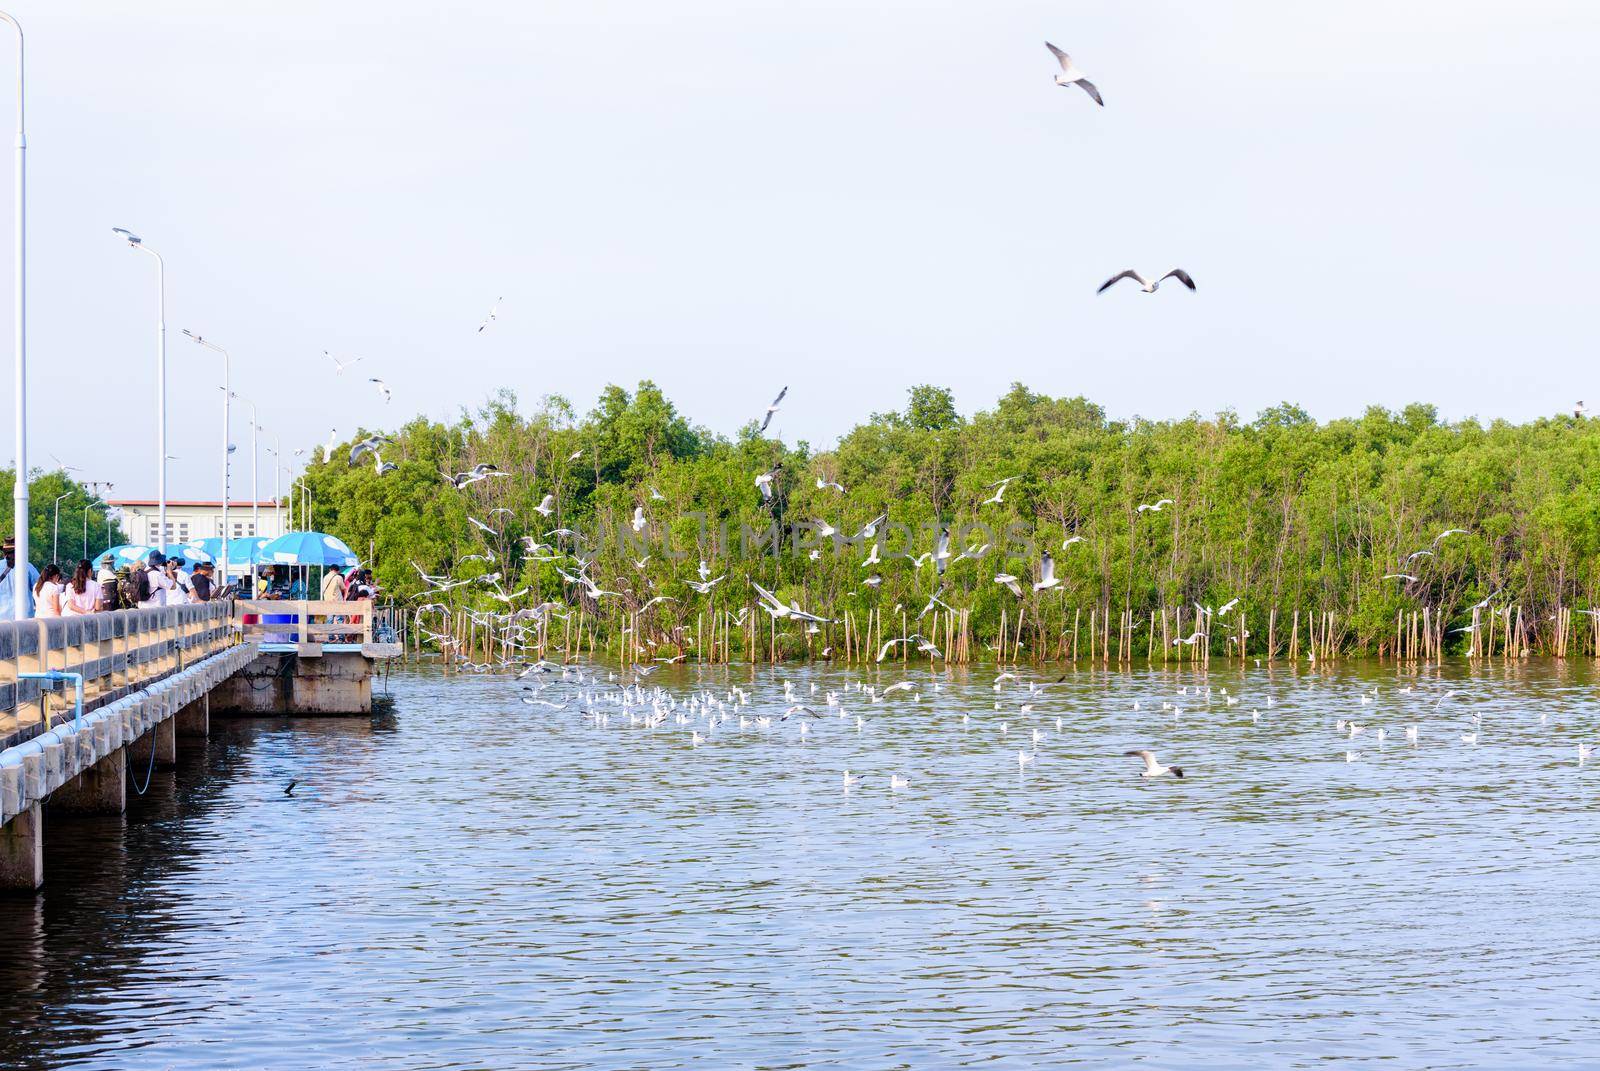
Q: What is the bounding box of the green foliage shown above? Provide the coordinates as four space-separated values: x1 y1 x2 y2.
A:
295 383 1600 656
0 469 127 568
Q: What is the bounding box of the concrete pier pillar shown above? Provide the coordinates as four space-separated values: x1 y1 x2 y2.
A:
52 747 128 815
0 804 43 892
126 721 176 773
153 718 177 768
175 694 209 737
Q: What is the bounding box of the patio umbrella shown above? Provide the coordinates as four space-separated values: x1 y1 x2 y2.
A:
91 543 160 567
227 537 271 565
259 531 360 569
165 544 215 566
186 537 224 560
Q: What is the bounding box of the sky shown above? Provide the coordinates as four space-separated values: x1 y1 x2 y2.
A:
0 0 1595 500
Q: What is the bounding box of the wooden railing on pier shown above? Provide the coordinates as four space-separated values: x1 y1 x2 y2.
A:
232 599 373 646
0 602 235 750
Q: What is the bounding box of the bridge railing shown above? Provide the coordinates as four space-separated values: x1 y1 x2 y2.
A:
0 602 236 749
232 600 373 646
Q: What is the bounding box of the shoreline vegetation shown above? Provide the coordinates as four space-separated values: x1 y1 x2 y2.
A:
305 382 1600 664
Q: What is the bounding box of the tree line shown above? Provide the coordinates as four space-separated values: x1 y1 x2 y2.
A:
290 381 1600 660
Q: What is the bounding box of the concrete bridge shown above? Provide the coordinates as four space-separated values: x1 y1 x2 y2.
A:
0 600 399 891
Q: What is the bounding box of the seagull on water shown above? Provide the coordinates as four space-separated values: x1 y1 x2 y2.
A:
1044 42 1103 105
1099 270 1196 295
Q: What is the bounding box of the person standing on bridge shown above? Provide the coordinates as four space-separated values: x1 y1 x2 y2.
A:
0 537 39 618
320 564 346 602
96 554 120 611
139 551 175 609
62 560 102 616
190 561 216 603
33 563 65 618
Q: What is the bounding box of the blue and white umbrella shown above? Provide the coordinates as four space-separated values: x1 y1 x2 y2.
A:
165 543 215 566
259 531 359 569
92 543 160 567
226 537 270 566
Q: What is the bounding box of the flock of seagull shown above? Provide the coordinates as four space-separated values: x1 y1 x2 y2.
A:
497 657 1600 795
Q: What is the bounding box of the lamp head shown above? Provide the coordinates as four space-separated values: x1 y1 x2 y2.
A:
111 227 143 246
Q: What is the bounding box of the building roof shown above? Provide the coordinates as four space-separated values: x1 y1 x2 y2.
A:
108 499 280 508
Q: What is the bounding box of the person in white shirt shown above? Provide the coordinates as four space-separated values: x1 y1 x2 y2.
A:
139 551 175 609
167 561 192 606
96 555 119 611
33 563 65 618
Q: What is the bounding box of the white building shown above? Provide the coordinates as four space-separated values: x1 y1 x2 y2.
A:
108 499 286 546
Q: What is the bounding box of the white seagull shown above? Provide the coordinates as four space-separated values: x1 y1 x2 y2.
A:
1044 42 1103 105
1098 270 1196 295
760 386 787 433
1034 551 1061 592
324 350 363 375
982 476 1019 506
478 296 501 333
1124 750 1184 778
1137 499 1174 513
369 377 392 403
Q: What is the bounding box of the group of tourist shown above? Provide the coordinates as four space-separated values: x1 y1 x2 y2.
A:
1 537 377 620
5 543 224 618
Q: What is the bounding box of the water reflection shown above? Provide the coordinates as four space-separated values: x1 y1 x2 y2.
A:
0 660 1598 1070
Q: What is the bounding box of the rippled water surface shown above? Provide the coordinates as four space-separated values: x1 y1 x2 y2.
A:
3 658 1600 1069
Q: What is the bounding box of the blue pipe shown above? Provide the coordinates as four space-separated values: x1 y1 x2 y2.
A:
18 671 84 730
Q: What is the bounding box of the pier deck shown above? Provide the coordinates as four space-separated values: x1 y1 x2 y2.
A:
0 598 397 891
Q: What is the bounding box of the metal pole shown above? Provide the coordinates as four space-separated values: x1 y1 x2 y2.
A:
52 490 66 562
155 253 166 547
249 402 259 535
1 12 26 619
183 331 231 588
273 436 281 536
116 230 166 549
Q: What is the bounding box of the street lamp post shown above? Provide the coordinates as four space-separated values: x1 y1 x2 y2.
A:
113 227 166 551
50 490 68 563
182 330 231 589
266 437 282 536
1 11 26 620
247 402 259 536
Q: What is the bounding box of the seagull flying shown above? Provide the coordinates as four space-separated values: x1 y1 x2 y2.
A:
1137 499 1174 513
759 386 788 433
478 296 501 333
981 476 1019 506
369 377 392 403
1034 551 1061 592
1099 269 1196 294
1044 42 1103 105
1124 750 1184 779
761 385 787 432
324 350 363 375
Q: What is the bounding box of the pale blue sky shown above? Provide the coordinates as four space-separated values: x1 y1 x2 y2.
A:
0 1 1595 498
